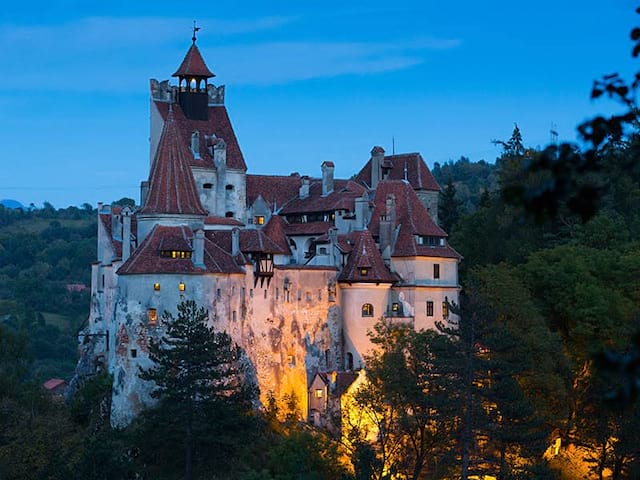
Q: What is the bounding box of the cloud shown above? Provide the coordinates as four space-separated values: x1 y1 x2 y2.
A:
0 16 461 92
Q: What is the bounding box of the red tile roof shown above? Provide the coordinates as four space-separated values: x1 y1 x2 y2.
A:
43 378 67 391
155 102 247 171
172 43 215 78
262 215 292 255
280 180 367 215
139 110 207 216
369 181 461 259
338 230 396 283
204 216 244 226
354 152 440 191
206 228 289 255
118 225 244 275
284 221 333 236
246 174 302 210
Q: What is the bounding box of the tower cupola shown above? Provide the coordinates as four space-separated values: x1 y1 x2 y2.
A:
172 23 215 120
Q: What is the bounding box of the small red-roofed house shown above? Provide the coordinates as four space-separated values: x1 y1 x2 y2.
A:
43 378 68 401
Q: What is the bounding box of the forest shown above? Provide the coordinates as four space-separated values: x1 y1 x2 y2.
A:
2 8 640 480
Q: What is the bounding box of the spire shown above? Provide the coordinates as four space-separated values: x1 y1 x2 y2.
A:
172 30 215 79
139 109 207 216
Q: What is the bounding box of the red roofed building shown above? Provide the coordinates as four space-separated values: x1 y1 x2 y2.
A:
78 32 460 428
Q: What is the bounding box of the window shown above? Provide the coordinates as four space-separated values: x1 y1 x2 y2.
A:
319 247 327 255
225 211 234 218
433 264 440 279
147 308 158 325
217 288 221 299
346 352 354 371
254 215 265 225
225 184 234 191
179 282 186 292
232 310 237 321
362 303 374 317
360 267 369 276
442 301 449 319
392 302 400 312
160 250 192 259
315 389 323 399
153 282 160 291
203 183 213 189
426 301 434 317
130 349 137 358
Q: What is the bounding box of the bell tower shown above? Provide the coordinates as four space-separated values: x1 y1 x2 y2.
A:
172 22 215 120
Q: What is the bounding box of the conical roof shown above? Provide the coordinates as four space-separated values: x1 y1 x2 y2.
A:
172 42 215 78
139 109 207 216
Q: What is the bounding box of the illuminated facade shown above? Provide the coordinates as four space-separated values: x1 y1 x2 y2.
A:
77 36 461 427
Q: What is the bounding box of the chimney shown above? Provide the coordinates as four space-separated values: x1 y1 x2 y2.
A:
379 194 396 263
214 139 227 217
193 229 205 267
354 193 369 231
191 131 200 160
140 181 149 206
328 227 338 265
299 176 310 199
321 161 335 196
121 206 132 262
370 146 385 189
231 228 240 256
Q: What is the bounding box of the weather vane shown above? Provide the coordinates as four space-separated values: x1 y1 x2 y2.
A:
192 20 200 44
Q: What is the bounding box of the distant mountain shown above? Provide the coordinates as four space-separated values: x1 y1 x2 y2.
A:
0 199 25 210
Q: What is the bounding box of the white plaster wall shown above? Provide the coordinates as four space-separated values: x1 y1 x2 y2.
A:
149 101 164 169
136 215 205 244
392 256 458 286
224 169 247 222
340 283 391 369
192 167 218 215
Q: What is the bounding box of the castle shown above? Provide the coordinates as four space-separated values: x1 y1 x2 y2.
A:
78 34 461 427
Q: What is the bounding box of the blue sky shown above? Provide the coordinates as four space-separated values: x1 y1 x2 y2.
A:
1 1 637 207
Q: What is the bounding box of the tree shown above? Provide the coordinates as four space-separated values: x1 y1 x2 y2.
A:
138 300 257 480
343 320 464 480
439 177 461 233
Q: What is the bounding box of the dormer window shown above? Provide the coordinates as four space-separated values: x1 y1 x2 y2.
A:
160 250 192 259
360 267 369 276
254 215 265 225
392 302 400 312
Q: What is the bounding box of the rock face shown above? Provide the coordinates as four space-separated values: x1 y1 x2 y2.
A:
74 36 461 428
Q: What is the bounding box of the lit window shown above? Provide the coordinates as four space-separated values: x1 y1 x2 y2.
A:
153 283 160 291
360 267 369 276
442 301 449 319
433 264 440 279
426 301 434 317
362 303 374 317
254 215 265 225
147 308 158 325
392 302 400 312
179 282 186 292
160 250 192 259
315 389 323 399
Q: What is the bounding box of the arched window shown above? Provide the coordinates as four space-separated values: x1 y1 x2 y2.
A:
225 211 234 218
346 352 354 370
362 303 374 317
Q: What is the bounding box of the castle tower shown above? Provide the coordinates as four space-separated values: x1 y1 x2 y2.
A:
172 27 215 121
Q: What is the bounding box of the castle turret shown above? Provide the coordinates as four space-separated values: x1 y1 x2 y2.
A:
172 27 215 121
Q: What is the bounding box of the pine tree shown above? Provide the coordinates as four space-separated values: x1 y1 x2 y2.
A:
439 177 461 233
138 300 256 480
